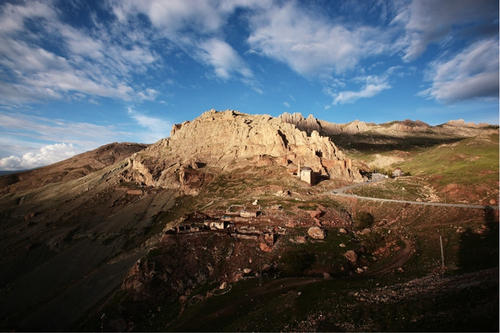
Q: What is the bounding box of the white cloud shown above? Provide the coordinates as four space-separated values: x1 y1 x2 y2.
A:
137 88 159 101
0 112 129 150
283 101 290 108
247 1 393 76
331 75 391 104
0 108 172 170
198 38 253 80
0 1 160 105
0 143 77 170
109 0 269 38
127 107 172 143
0 1 55 33
111 0 227 36
395 0 498 60
419 38 499 102
108 0 262 86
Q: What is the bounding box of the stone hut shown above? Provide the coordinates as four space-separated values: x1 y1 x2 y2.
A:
299 166 313 185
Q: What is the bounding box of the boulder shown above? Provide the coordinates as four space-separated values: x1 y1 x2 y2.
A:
307 226 326 240
360 228 371 235
344 250 358 264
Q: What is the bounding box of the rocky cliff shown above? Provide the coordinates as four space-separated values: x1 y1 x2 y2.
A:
119 109 361 190
279 112 498 138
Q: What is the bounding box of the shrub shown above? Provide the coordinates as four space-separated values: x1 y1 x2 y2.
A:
355 211 374 230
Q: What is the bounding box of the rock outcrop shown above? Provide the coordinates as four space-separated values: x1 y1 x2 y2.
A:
279 112 322 134
279 112 498 138
119 109 361 189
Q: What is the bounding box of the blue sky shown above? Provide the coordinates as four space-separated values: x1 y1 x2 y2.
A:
0 0 498 170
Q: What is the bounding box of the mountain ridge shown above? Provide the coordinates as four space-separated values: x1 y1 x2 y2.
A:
279 112 498 137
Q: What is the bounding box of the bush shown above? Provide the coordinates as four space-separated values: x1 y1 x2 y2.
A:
355 211 374 230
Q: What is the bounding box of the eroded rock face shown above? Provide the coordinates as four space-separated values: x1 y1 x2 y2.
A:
279 112 322 134
120 109 361 189
280 112 499 141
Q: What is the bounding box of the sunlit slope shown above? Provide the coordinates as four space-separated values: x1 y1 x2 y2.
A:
396 134 498 186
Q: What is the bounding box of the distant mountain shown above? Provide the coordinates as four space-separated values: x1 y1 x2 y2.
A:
279 112 498 138
0 170 29 176
0 142 148 195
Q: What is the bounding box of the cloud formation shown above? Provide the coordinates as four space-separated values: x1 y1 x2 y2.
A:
420 38 499 102
0 143 76 170
127 107 172 143
198 38 254 80
247 1 393 76
331 75 391 105
109 0 258 86
0 1 159 105
0 112 127 148
396 0 498 60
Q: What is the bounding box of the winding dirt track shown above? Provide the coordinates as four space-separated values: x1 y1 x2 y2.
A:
331 180 498 210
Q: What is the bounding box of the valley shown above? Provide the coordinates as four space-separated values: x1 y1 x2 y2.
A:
0 110 497 331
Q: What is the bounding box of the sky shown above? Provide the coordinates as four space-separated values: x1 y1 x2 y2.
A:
0 0 498 170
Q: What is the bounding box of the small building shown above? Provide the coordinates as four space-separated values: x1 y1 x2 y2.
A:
299 166 313 185
204 221 232 230
240 211 258 218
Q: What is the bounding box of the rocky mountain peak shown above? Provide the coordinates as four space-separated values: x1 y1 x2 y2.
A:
279 112 322 134
119 109 361 190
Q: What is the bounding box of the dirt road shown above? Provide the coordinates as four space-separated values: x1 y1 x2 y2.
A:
331 180 498 210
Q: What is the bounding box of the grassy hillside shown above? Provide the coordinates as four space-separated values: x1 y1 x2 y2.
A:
344 133 498 204
395 134 498 186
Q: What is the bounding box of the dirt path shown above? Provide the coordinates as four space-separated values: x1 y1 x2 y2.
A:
368 239 415 275
331 191 498 210
332 178 386 194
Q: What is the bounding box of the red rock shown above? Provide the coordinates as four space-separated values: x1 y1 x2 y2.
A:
264 233 275 246
344 250 357 264
259 242 273 252
308 210 323 219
